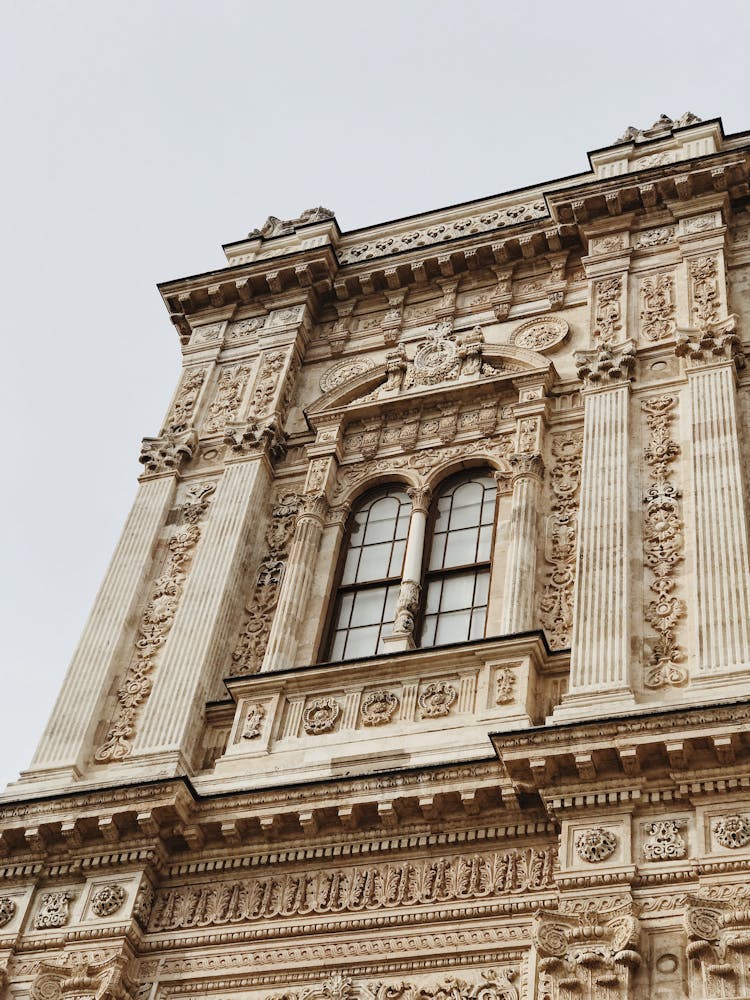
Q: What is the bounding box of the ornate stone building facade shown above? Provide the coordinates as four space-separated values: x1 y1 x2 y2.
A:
3 112 750 998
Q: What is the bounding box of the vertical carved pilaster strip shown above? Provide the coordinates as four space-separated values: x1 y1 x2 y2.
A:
555 342 636 717
641 395 687 688
29 474 177 776
262 495 329 672
539 434 582 649
135 456 273 757
677 328 750 676
500 454 544 634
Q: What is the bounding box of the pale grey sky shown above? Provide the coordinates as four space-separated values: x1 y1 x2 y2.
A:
1 0 747 790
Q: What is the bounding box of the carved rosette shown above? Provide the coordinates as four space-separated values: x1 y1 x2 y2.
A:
642 396 687 688
533 904 640 1000
361 689 399 726
418 681 457 718
509 315 568 352
713 814 750 849
90 883 126 917
303 697 341 735
539 434 583 649
574 827 618 863
95 482 216 762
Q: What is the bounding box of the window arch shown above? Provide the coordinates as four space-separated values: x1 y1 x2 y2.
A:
419 470 497 648
326 485 411 661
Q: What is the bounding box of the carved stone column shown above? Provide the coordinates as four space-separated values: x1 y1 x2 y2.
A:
500 453 544 634
262 492 329 671
554 343 637 720
20 437 192 786
383 486 431 652
134 434 275 766
677 322 750 685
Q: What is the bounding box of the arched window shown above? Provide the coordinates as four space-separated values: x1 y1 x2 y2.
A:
420 471 497 648
326 485 411 661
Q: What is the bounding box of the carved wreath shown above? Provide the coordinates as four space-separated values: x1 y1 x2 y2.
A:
303 697 341 735
418 681 458 718
575 827 618 863
361 689 399 726
713 814 750 849
91 883 126 917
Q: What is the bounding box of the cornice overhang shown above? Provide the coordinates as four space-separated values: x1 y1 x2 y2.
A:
547 150 749 226
491 698 750 813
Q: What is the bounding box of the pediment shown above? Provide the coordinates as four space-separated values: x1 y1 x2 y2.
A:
308 326 553 427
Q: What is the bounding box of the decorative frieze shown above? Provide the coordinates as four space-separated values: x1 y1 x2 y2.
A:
641 395 687 688
95 482 216 762
369 970 519 1000
539 434 583 650
149 845 558 930
231 493 301 674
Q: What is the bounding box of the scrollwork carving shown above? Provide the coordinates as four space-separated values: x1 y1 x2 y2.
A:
642 819 686 861
593 276 622 344
166 367 208 433
203 364 252 434
0 896 15 927
95 482 216 762
361 690 399 726
34 891 73 929
642 395 687 688
640 273 675 341
418 681 457 718
303 697 341 735
231 493 302 674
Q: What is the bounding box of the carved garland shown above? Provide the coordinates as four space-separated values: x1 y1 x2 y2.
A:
539 434 583 649
148 846 558 930
95 482 216 762
231 493 302 674
641 396 687 688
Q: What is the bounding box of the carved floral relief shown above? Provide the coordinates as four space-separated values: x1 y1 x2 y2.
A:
641 396 687 688
95 482 216 762
640 273 676 341
203 364 252 434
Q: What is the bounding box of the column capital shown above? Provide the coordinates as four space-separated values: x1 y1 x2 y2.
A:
298 492 329 524
224 418 286 461
138 429 197 479
508 452 544 482
406 485 432 513
675 316 744 371
575 341 635 389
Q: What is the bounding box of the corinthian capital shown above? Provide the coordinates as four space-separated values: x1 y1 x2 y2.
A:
406 485 432 513
508 452 544 481
224 418 286 460
575 340 636 387
675 315 744 370
139 429 198 478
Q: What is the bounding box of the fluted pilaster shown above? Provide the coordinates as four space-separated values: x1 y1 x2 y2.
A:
500 454 543 634
27 475 177 780
135 457 272 760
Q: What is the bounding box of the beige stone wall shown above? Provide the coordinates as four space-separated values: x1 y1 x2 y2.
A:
4 115 750 998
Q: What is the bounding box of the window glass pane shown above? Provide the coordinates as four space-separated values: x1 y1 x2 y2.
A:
420 614 437 647
440 572 476 611
364 498 401 543
435 610 471 645
388 539 406 577
341 547 360 585
396 510 411 539
429 531 447 571
470 607 487 639
481 494 496 524
345 625 381 659
352 587 387 626
330 630 346 661
450 499 482 530
337 591 354 626
425 579 442 614
356 542 392 582
384 584 400 620
474 570 490 607
477 523 493 562
444 527 479 568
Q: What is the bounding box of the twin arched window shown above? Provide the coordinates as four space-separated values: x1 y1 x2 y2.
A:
325 471 497 661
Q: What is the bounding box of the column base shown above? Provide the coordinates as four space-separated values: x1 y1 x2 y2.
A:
381 633 416 653
549 686 637 724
